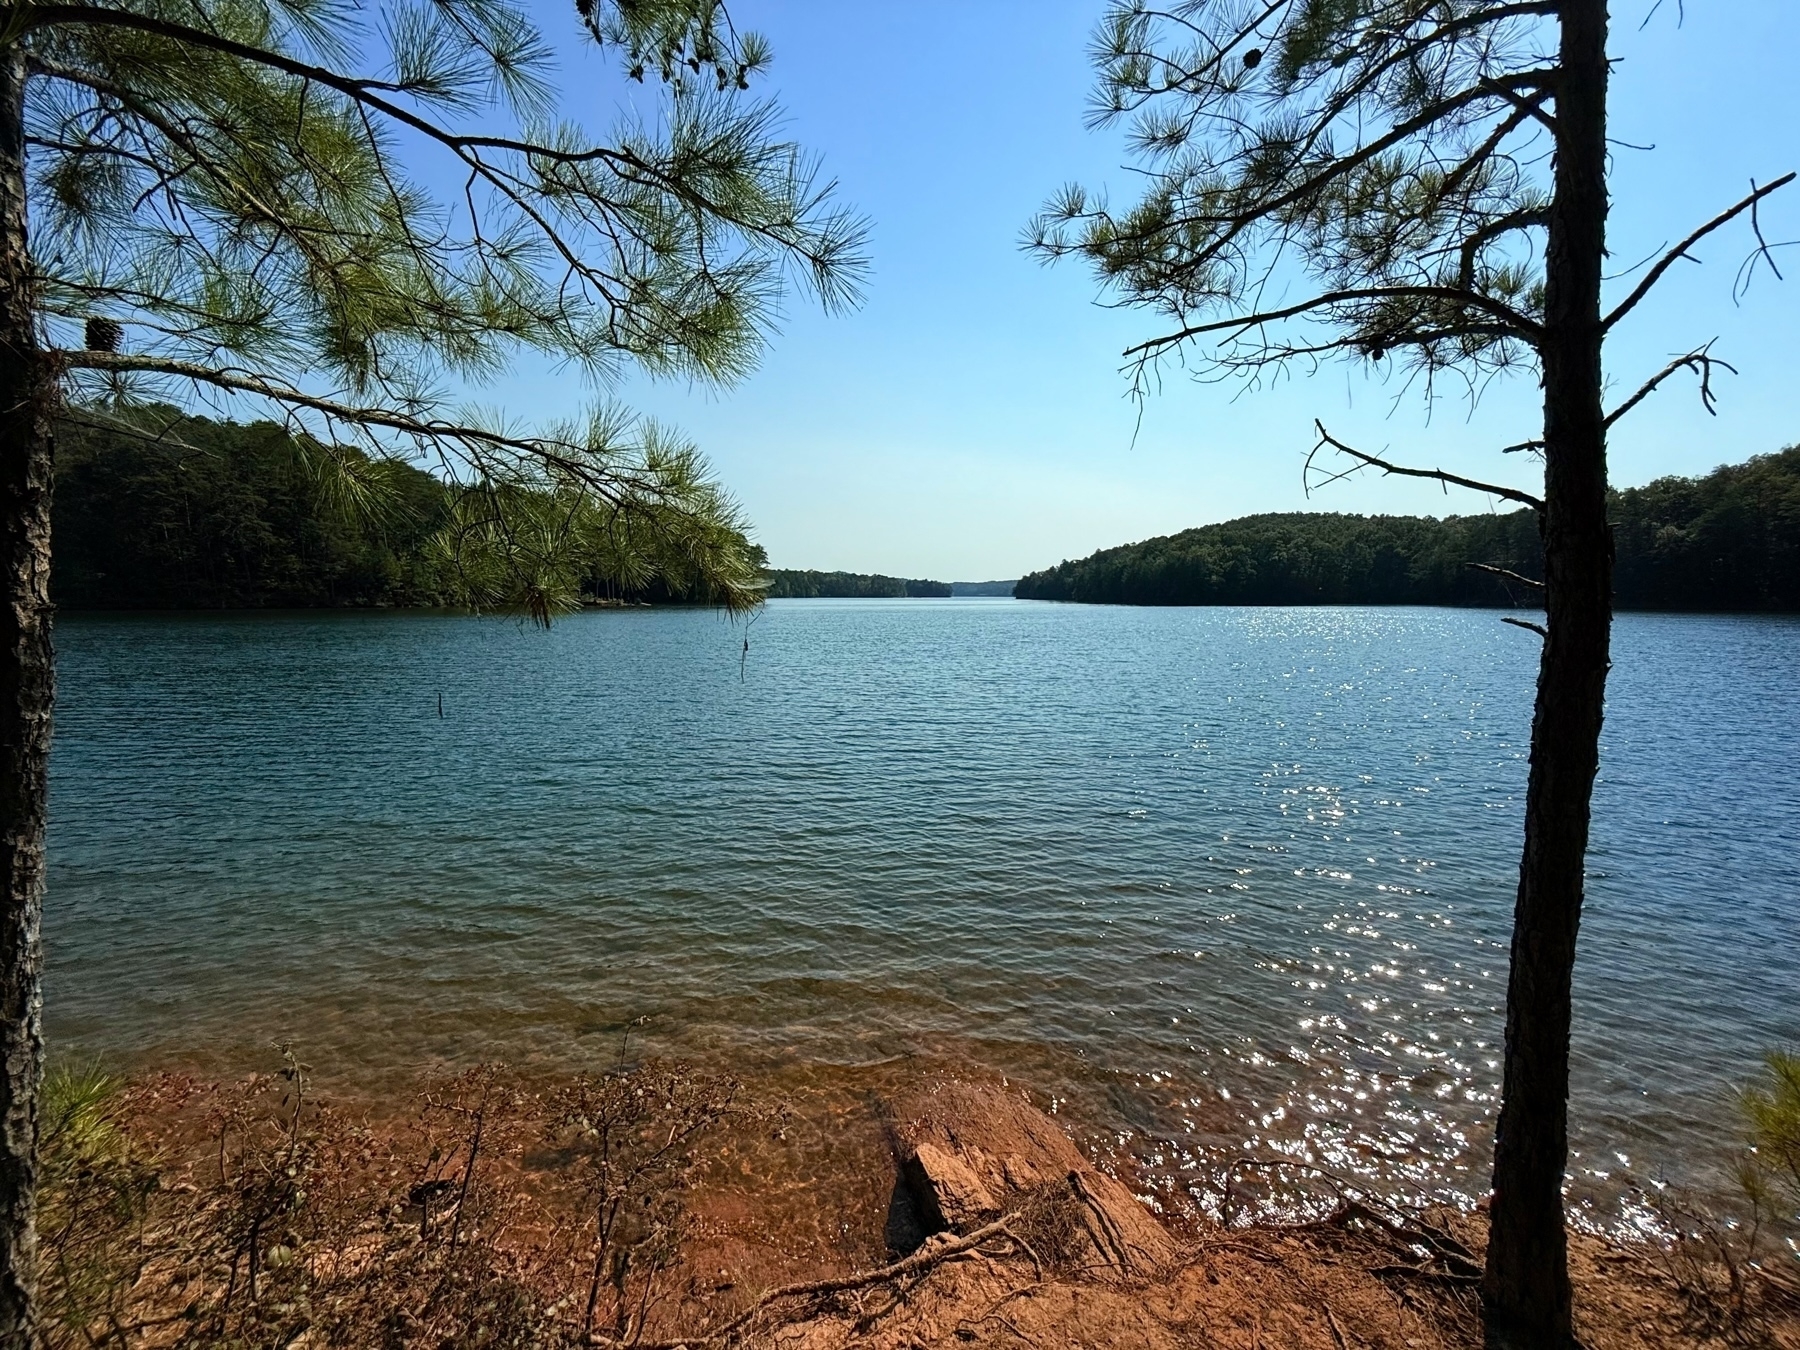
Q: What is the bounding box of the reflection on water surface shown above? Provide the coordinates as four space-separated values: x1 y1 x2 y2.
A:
46 602 1800 1227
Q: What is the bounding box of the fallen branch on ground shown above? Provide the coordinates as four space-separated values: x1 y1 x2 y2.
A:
587 1218 1032 1348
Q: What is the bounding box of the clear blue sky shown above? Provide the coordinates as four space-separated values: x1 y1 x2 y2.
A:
504 1 1800 581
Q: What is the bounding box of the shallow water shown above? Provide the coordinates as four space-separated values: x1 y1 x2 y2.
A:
44 602 1800 1227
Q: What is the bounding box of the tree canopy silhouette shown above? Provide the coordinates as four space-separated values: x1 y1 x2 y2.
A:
1031 1 1791 1342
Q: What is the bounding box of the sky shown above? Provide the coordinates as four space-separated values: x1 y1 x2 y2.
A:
502 1 1800 581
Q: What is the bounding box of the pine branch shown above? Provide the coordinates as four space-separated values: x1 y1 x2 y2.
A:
60 350 647 503
1603 174 1796 332
25 3 866 288
1307 420 1544 510
1605 342 1736 428
23 4 640 171
1123 285 1542 363
1089 70 1558 265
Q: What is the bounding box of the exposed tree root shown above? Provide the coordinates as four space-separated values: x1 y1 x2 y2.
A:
589 1217 1031 1349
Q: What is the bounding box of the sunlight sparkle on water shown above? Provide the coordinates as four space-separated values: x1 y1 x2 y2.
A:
44 603 1800 1231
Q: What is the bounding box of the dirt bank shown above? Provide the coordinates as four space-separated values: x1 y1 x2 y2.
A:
38 1062 1799 1348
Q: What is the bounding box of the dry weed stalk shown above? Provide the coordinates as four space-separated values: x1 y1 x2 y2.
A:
37 1054 737 1349
1639 1052 1800 1344
1646 1181 1800 1346
547 1064 736 1345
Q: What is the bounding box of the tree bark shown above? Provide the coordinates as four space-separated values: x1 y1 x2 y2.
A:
1481 2 1611 1346
0 40 52 1350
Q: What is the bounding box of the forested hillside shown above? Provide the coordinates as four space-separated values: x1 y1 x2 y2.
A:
1015 448 1800 611
55 412 454 608
53 410 751 609
52 411 956 608
59 412 1799 613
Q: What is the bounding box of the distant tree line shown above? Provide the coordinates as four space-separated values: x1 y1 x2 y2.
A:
1015 448 1800 612
52 411 964 609
761 570 951 598
52 410 757 610
55 412 453 608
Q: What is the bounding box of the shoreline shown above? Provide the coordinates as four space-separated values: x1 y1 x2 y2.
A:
41 1057 1795 1348
46 1034 1775 1237
49 598 1800 615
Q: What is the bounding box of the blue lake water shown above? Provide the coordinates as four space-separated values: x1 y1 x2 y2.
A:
43 602 1800 1226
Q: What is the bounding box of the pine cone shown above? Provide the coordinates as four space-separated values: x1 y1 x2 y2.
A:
85 316 123 353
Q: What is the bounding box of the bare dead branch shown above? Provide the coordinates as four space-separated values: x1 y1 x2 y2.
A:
696 1218 1026 1346
1467 562 1543 589
1459 206 1550 291
1307 420 1544 510
1605 341 1737 428
1502 616 1547 638
1603 174 1796 332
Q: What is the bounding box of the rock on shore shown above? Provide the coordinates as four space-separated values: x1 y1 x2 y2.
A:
888 1080 1178 1276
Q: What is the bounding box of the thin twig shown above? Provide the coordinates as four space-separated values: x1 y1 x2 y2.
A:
1325 1304 1352 1350
1196 1239 1281 1263
1605 341 1737 428
1737 178 1795 301
1604 174 1796 331
1370 1262 1481 1285
1309 421 1544 511
1466 562 1543 589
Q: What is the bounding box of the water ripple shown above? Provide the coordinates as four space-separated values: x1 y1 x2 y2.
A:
44 601 1800 1224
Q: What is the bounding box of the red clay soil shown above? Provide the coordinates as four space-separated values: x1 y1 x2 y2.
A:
56 1067 1800 1349
649 1079 1800 1349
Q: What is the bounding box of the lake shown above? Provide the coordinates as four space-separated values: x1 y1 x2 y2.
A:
43 601 1800 1229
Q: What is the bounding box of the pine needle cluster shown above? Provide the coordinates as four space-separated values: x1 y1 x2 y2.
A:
1028 0 1556 399
20 0 867 614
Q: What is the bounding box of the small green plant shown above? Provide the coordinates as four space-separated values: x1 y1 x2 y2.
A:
37 1061 159 1348
1742 1051 1800 1223
1652 1052 1800 1340
42 1062 124 1159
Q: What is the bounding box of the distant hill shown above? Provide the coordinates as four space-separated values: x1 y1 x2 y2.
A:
951 580 1016 597
762 569 951 599
54 408 764 610
55 409 457 609
53 408 964 610
1015 447 1800 612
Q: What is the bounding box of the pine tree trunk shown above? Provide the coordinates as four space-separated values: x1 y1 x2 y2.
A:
0 41 52 1350
1480 2 1611 1345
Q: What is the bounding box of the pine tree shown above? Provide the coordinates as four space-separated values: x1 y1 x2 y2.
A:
1030 2 1790 1343
0 1 865 1340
